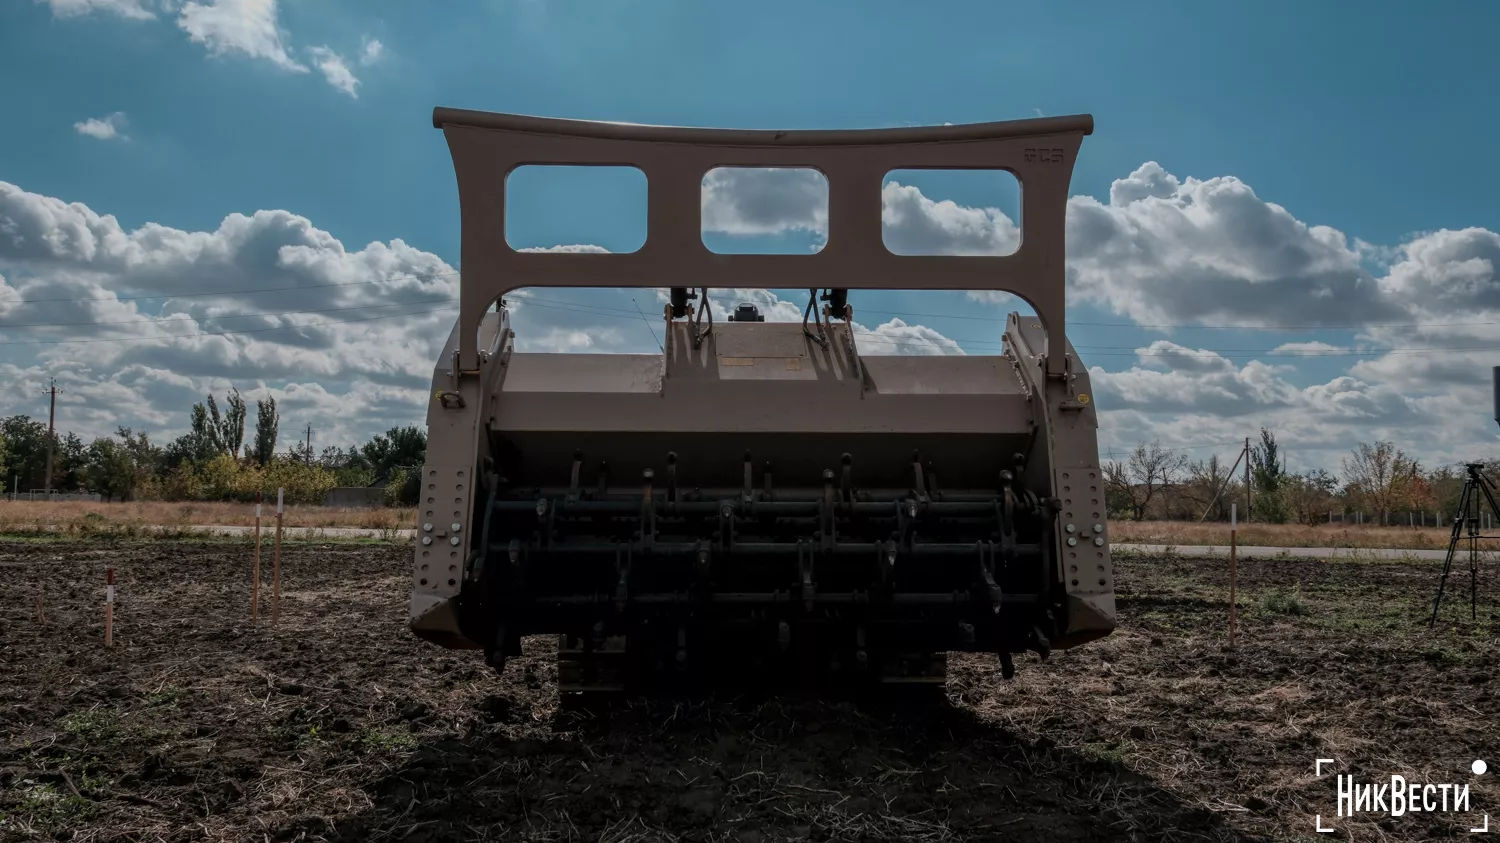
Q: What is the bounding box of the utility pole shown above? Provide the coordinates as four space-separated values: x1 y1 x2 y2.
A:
43 378 62 496
1244 436 1252 523
306 423 313 466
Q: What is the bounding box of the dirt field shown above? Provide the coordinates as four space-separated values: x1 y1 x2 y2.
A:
2 539 1497 842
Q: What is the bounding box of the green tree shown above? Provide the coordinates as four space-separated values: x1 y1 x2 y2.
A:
0 430 9 488
164 393 238 472
290 438 315 466
317 445 376 487
57 432 87 492
117 427 160 480
362 425 427 484
202 389 247 457
84 436 136 501
383 467 422 506
252 395 279 466
0 415 50 491
1250 427 1289 523
85 427 160 501
161 430 219 472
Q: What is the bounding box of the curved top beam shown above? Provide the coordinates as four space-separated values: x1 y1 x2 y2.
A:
433 106 1093 145
433 107 1092 376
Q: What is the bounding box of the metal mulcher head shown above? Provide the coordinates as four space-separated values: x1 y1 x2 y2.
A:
409 107 1115 695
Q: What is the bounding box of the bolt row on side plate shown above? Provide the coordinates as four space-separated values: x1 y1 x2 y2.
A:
1062 521 1105 547
420 521 463 547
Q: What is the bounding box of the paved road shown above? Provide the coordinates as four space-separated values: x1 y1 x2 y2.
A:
73 524 1471 560
148 524 411 539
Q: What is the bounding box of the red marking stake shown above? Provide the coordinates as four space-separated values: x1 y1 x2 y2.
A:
253 492 263 626
273 487 284 624
1229 503 1238 649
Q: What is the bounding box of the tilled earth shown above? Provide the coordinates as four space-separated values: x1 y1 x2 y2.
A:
1 539 1497 842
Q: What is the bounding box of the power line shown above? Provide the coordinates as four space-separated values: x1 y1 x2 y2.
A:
0 297 458 329
3 270 461 304
515 296 1500 356
4 273 1492 332
5 282 1495 359
845 328 1500 358
855 306 1499 331
0 305 457 346
1102 441 1244 457
517 294 1496 333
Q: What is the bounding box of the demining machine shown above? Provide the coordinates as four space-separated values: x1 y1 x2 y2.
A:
409 106 1115 696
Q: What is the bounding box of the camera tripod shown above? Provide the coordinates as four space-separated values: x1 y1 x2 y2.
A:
1429 463 1500 627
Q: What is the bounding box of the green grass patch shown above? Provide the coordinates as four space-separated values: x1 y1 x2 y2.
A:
144 685 186 708
61 710 119 743
1259 584 1309 617
9 781 97 827
1077 740 1133 773
358 727 418 753
1420 645 1465 666
60 709 175 747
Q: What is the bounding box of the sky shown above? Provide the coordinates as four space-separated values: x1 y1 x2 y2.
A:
1 0 1498 476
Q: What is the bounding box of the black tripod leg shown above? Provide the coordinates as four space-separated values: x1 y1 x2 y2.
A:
1472 497 1480 622
1430 481 1471 627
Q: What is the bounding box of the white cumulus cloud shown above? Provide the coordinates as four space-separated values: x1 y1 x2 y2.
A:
45 0 378 98
176 0 306 72
359 37 384 66
73 112 128 140
39 0 154 19
3 158 1499 471
307 45 358 97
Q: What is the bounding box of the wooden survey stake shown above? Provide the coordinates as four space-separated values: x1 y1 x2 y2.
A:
273 487 284 624
104 568 114 647
253 493 262 626
1229 503 1238 649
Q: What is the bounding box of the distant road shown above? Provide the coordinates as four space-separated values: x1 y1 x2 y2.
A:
24 524 1466 561
1116 543 1456 561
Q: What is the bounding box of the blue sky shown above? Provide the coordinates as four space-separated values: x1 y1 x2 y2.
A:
1 0 1497 474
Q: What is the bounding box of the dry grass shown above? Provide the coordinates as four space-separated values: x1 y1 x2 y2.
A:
5 503 1495 551
0 500 417 533
1109 519 1498 550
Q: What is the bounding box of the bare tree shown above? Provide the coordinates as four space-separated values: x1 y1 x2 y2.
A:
1104 441 1189 520
1342 441 1422 522
1181 453 1235 520
1283 469 1339 525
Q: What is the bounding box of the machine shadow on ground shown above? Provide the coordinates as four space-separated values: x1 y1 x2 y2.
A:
327 686 1261 843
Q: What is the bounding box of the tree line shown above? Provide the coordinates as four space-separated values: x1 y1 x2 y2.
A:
1 405 1485 519
1104 428 1494 524
0 388 427 506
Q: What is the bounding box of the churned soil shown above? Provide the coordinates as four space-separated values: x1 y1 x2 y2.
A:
1 538 1496 842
